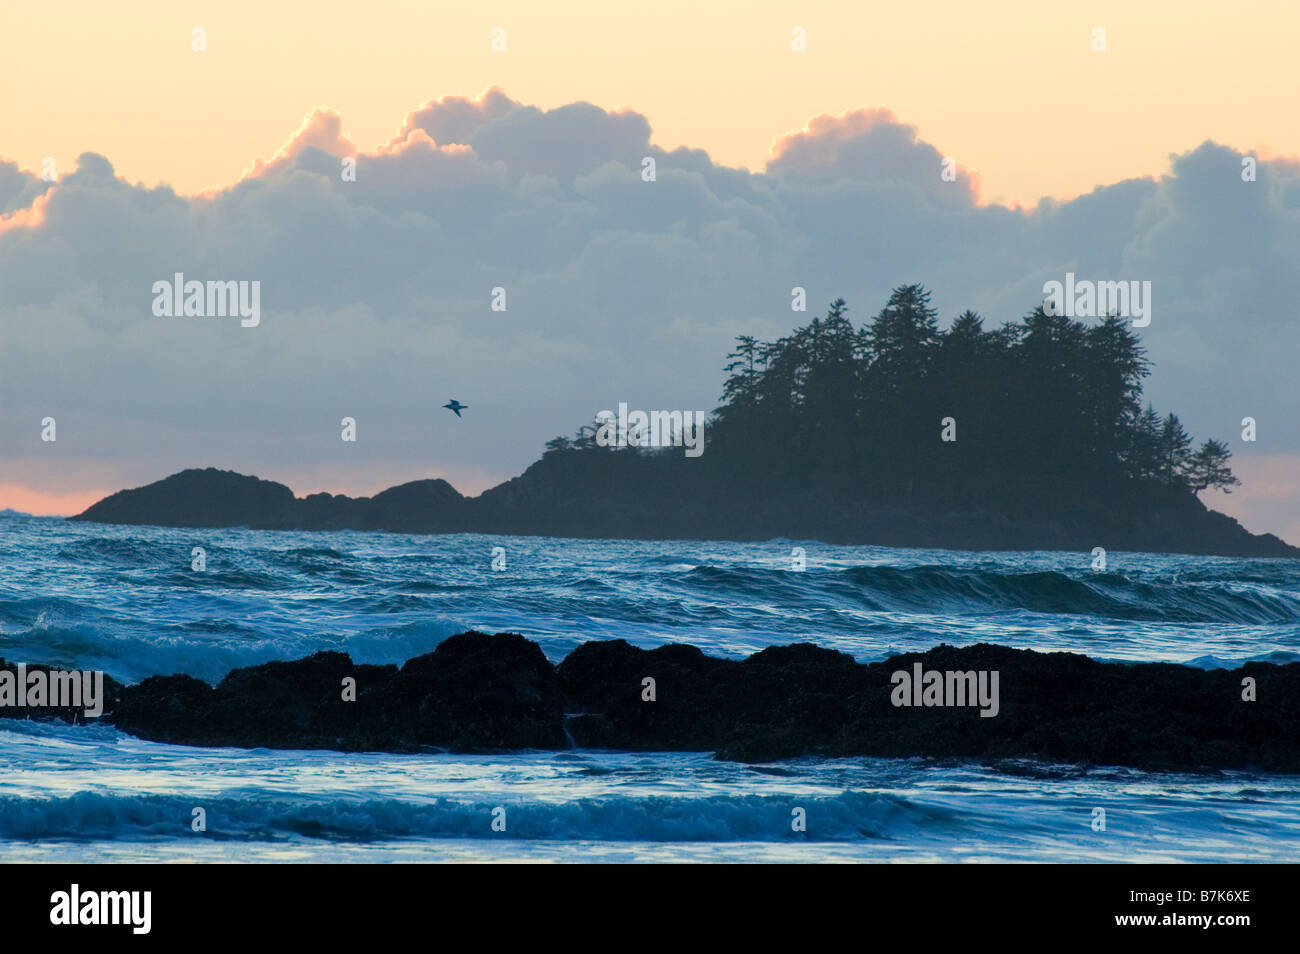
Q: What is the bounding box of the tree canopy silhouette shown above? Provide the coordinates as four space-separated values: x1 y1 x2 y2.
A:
545 284 1239 511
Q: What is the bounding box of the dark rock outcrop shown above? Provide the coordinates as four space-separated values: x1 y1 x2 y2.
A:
111 632 565 752
73 468 469 534
557 641 732 750
69 465 1300 558
563 640 1300 770
74 469 296 529
8 633 1298 772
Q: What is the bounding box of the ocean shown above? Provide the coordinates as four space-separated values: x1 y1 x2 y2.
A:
2 512 1298 862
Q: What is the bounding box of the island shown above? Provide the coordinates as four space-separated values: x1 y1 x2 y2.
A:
71 285 1298 557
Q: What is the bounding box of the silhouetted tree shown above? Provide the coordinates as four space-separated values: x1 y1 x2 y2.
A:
1188 439 1241 494
1157 413 1194 488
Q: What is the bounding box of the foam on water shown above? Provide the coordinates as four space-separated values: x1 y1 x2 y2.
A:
2 721 1297 862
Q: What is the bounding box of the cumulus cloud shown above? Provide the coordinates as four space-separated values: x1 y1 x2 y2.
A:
241 107 358 181
768 107 979 203
0 90 1296 539
0 158 51 215
389 87 519 148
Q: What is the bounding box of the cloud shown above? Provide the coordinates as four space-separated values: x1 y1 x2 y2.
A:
389 87 519 148
767 107 980 203
241 107 358 181
0 158 51 214
388 87 657 183
0 92 1296 539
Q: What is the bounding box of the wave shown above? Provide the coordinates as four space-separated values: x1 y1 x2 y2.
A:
1183 650 1300 670
0 789 960 842
683 563 1300 625
159 568 285 590
0 618 463 684
0 597 112 630
56 537 168 567
271 547 347 560
7 526 1299 680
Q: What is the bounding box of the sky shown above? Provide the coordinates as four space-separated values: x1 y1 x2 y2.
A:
1 1 1298 543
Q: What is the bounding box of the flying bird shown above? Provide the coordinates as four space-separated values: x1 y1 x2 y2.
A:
443 399 467 418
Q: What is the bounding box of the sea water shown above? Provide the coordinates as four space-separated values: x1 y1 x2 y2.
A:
1 512 1297 862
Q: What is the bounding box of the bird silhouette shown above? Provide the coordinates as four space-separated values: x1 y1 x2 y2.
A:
443 399 467 418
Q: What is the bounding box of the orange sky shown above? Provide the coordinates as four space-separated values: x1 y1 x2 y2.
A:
0 484 107 517
1 1 1296 206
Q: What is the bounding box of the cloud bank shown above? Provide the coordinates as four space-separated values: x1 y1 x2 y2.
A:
1 87 1297 538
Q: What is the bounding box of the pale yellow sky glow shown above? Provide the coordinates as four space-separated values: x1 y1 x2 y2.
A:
1 1 1295 204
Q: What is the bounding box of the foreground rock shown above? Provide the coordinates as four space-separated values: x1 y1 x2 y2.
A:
111 632 565 751
559 640 1300 769
5 633 1297 771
